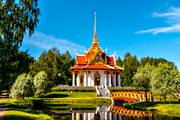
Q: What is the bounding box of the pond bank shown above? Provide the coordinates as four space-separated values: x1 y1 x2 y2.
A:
123 102 180 117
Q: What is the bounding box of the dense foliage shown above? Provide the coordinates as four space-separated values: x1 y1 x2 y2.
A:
150 63 180 101
11 73 34 100
29 48 75 87
0 0 40 90
117 52 176 87
133 63 155 90
34 71 49 96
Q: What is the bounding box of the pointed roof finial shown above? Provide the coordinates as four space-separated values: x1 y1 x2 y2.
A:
94 12 97 38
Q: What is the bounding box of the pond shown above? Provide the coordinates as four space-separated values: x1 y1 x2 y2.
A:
40 104 180 120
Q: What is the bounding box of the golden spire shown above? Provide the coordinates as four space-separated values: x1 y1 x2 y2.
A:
93 12 98 43
94 12 97 38
88 12 102 54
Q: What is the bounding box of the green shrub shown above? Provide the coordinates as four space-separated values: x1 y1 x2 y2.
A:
34 71 49 96
11 73 34 100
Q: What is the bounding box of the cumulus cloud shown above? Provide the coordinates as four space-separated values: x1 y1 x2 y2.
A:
136 7 180 35
23 32 85 54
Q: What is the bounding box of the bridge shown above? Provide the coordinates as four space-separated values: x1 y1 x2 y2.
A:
110 91 152 102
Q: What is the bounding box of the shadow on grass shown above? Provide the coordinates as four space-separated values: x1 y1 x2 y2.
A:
43 94 69 98
2 115 35 120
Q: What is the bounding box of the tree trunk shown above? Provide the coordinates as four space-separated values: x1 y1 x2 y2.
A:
164 95 166 103
151 94 154 102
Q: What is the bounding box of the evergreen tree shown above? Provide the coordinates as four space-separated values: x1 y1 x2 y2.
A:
120 53 139 86
29 48 75 87
116 57 123 67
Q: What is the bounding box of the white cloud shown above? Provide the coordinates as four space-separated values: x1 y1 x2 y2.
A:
136 24 180 35
23 32 85 54
136 7 180 34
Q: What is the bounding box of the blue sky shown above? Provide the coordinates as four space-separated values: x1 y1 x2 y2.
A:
20 0 180 70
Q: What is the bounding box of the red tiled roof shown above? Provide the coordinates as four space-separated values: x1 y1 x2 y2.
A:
106 56 115 65
76 55 87 65
85 53 93 61
70 65 85 70
71 64 124 71
114 66 124 70
82 65 113 70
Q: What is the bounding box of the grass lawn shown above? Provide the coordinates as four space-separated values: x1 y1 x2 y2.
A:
0 88 111 120
123 102 180 117
44 91 97 98
147 103 180 117
2 110 53 120
41 88 111 104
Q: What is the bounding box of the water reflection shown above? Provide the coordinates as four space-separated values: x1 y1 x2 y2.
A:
51 105 179 120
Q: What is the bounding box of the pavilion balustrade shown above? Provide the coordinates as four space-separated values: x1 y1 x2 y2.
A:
110 91 152 102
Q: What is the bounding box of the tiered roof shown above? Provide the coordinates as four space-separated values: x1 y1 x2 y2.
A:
70 13 124 71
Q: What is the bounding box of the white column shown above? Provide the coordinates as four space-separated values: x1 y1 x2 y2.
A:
77 74 80 86
113 73 116 87
83 113 86 120
104 72 107 87
88 72 91 86
76 113 79 120
109 73 111 87
84 71 87 86
105 111 107 120
91 72 94 86
118 73 121 86
88 113 91 120
109 112 112 120
72 113 74 120
72 72 75 86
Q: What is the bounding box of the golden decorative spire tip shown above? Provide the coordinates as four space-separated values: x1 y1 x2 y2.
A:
94 12 97 38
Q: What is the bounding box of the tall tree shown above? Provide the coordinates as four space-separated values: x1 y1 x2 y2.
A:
29 48 75 87
133 63 155 101
120 53 139 86
0 0 40 89
150 63 180 101
116 57 123 67
140 57 176 68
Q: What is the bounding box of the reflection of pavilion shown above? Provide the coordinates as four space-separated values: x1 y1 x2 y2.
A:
72 106 118 120
70 105 154 120
72 111 122 120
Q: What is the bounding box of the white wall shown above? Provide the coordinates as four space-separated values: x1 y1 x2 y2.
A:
75 70 120 87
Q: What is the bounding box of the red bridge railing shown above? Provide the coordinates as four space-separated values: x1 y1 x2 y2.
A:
110 91 152 102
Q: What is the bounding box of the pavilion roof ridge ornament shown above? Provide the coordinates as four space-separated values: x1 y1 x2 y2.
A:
94 12 97 39
88 12 103 54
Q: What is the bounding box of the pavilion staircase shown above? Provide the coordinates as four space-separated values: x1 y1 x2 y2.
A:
96 85 110 97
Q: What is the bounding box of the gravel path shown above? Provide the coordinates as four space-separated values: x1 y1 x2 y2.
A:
0 93 8 119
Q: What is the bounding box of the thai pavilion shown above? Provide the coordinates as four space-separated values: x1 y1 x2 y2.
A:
70 13 124 87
